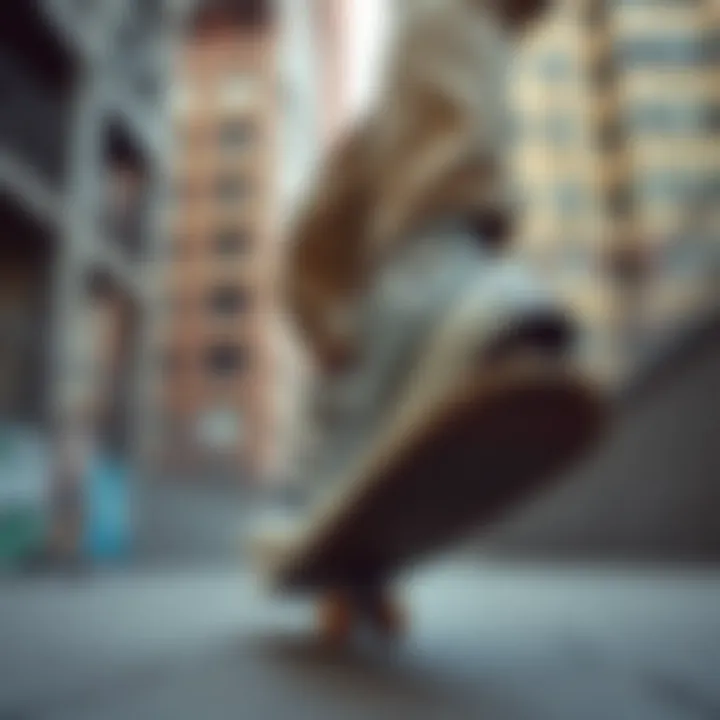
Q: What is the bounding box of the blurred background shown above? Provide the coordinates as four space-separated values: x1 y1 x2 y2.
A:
0 1 719 717
3 0 718 570
0 0 395 569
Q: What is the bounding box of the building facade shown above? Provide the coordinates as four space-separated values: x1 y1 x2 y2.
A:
0 1 178 559
159 0 359 482
512 0 720 378
161 0 279 478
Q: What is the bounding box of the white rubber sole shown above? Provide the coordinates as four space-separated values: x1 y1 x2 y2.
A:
253 283 606 590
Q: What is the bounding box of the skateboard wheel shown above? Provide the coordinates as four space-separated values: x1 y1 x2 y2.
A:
367 593 407 639
318 591 356 645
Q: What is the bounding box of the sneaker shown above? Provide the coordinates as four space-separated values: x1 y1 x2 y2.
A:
250 221 606 586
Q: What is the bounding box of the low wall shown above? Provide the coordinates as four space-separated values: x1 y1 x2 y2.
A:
482 317 720 562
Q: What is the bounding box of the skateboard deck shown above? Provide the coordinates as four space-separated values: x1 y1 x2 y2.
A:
260 362 607 609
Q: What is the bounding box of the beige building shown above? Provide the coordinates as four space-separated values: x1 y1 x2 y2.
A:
513 0 720 378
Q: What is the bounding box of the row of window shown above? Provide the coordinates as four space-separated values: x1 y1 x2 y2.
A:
176 176 254 204
516 118 621 149
169 286 252 317
538 35 720 76
169 230 251 258
173 75 261 114
526 235 720 279
627 104 720 134
639 171 720 203
529 169 719 217
209 286 250 315
520 103 719 147
537 32 720 85
619 32 720 68
522 182 631 217
180 120 257 151
165 344 248 377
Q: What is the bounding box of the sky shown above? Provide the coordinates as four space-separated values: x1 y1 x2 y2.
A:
346 0 393 117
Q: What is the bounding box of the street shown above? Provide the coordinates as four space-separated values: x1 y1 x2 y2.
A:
2 560 719 720
2 2 720 717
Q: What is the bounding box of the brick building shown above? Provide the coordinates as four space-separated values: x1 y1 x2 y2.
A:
159 0 360 481
161 0 279 478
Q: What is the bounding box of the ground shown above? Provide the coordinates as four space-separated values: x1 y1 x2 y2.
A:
1 559 719 720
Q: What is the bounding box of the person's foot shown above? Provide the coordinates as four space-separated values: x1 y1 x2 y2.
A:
251 221 603 582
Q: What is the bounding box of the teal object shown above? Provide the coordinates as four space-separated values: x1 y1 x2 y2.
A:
0 423 50 567
84 453 131 562
0 507 45 567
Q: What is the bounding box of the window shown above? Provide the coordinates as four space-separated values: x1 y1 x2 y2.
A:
620 33 720 68
208 286 250 316
555 183 587 216
558 243 595 275
221 0 272 27
205 345 247 376
218 120 255 151
544 116 576 146
641 171 720 204
216 229 250 255
215 176 250 203
537 53 572 81
661 236 717 277
629 103 720 135
219 75 258 108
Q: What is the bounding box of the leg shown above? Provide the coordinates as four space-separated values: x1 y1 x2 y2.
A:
368 592 407 639
317 589 356 645
356 584 407 639
317 584 407 643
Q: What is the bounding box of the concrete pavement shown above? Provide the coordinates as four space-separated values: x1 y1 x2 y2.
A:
131 478 256 567
1 561 719 719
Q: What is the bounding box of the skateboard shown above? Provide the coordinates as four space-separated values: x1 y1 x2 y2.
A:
255 359 607 643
